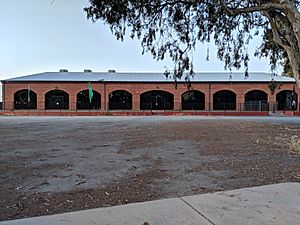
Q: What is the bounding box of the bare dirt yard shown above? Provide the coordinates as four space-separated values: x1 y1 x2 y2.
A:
1 116 300 221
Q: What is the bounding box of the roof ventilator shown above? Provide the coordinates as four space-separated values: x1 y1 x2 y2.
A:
59 69 68 72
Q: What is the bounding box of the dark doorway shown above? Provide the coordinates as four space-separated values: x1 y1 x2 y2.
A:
45 90 69 110
181 90 205 110
213 90 236 110
109 90 132 110
276 90 298 110
14 89 37 110
77 90 101 110
244 90 268 111
140 90 174 110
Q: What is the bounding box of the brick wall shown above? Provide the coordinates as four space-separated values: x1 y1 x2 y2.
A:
2 81 299 111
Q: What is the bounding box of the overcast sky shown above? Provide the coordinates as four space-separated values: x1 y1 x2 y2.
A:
0 0 278 82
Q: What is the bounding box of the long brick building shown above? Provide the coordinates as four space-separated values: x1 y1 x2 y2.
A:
1 70 299 116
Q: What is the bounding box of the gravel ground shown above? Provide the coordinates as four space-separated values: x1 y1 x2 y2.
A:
0 116 300 221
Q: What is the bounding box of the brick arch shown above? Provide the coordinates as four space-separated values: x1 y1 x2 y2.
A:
14 89 37 110
108 90 132 110
14 88 37 96
244 90 268 102
181 90 205 110
139 89 176 96
212 89 237 96
14 88 38 95
276 89 297 110
43 88 70 96
140 90 174 110
77 89 101 94
276 89 297 95
77 89 101 110
108 89 133 95
244 90 269 111
45 89 69 110
213 90 236 110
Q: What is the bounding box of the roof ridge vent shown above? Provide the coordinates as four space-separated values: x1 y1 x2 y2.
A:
59 69 68 73
108 69 116 73
84 69 92 73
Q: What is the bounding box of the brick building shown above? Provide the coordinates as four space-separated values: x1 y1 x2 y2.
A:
1 70 299 116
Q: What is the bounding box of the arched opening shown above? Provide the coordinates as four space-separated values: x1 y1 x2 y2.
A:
244 90 268 111
14 89 37 110
45 90 69 110
276 90 298 110
109 90 132 110
213 90 236 110
181 90 205 110
77 90 101 110
140 90 174 110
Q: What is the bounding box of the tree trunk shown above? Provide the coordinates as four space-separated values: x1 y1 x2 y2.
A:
287 49 300 88
263 5 300 88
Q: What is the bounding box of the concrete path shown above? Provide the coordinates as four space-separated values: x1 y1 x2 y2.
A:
1 183 299 225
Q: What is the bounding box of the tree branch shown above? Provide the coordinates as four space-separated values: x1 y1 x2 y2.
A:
220 0 286 16
262 11 292 53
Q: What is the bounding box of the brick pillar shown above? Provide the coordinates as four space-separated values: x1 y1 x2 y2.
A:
268 92 276 103
102 82 108 111
174 93 181 111
207 83 211 111
69 93 76 111
4 84 14 111
37 91 45 110
132 92 140 111
268 91 276 111
101 89 106 111
205 92 210 111
236 90 244 110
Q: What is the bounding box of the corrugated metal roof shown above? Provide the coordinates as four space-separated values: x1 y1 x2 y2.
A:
3 72 296 83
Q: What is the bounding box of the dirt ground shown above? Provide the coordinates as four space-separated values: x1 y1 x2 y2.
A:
1 116 300 221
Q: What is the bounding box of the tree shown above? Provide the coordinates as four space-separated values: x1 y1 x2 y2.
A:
84 0 300 87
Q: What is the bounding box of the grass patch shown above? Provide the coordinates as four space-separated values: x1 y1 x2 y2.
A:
290 135 300 154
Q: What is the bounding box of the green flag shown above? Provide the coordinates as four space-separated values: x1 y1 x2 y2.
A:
88 81 93 103
28 84 31 102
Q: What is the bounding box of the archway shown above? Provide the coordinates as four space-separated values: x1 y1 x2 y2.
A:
244 90 268 111
14 89 37 110
77 90 101 110
45 90 69 109
140 90 174 110
109 90 132 110
181 90 205 110
276 90 298 110
213 90 236 110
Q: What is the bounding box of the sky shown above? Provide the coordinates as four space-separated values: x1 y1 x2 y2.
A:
0 0 283 101
0 0 278 79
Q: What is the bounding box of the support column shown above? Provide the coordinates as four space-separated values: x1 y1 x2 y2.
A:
207 83 211 111
100 82 106 111
174 93 181 111
37 91 45 111
69 93 76 111
103 81 107 111
268 91 276 112
132 91 140 111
